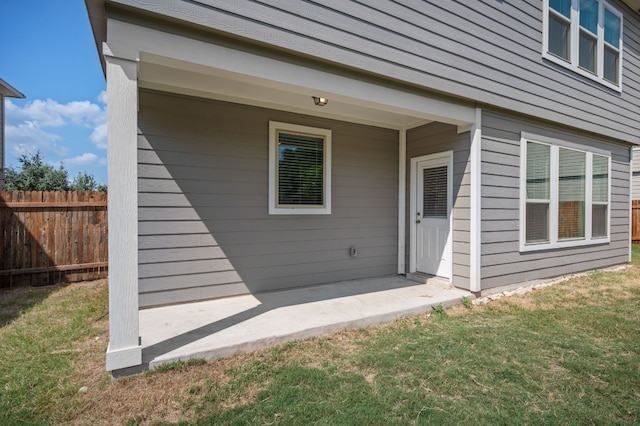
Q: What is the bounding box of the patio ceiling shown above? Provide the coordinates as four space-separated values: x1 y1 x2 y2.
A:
138 54 436 131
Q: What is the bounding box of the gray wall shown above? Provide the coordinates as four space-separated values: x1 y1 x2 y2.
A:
137 90 399 307
480 110 631 289
406 123 471 289
107 0 640 144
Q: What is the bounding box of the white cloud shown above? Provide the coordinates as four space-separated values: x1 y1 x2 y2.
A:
98 90 107 104
4 95 108 155
6 98 105 128
90 122 107 149
5 121 68 158
64 152 107 167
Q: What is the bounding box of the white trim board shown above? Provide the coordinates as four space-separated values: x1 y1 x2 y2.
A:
519 133 612 253
105 19 476 129
268 121 332 215
398 129 407 274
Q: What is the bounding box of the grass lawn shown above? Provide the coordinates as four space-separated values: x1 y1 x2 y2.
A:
1 249 640 425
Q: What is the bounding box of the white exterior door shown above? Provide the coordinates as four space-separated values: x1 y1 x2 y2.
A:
413 153 452 279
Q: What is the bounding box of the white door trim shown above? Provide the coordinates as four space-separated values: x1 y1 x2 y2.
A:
409 151 454 280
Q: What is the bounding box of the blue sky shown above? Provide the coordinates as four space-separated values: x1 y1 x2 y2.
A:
1 0 107 184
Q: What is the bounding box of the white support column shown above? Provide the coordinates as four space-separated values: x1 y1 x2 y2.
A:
0 94 5 190
470 108 482 293
398 129 407 274
630 147 633 263
104 44 141 371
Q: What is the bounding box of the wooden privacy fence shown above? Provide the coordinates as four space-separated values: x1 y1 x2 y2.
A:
633 200 640 245
0 191 108 287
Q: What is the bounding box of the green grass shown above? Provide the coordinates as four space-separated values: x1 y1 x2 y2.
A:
183 250 640 425
188 282 640 425
0 286 57 327
0 281 108 425
1 250 640 424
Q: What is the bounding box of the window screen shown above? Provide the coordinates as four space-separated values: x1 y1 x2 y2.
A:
592 154 609 238
277 132 324 206
558 148 585 240
548 0 571 60
423 166 448 217
526 142 550 243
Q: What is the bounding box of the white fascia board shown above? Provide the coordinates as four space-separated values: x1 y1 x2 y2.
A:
106 18 475 127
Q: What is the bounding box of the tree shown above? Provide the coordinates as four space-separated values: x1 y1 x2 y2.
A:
71 171 107 191
4 151 106 191
5 152 69 191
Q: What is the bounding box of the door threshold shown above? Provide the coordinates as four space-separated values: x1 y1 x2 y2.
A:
406 272 453 289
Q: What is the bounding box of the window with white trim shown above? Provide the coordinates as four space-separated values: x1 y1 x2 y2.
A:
268 121 331 215
521 134 610 251
543 0 623 90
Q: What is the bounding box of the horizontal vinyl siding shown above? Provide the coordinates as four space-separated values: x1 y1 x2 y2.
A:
406 122 471 289
114 0 640 144
480 110 631 290
137 90 399 307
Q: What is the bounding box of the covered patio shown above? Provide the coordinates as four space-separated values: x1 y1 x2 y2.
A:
102 18 481 373
135 275 472 372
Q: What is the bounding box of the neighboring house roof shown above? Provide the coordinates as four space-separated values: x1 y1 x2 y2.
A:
0 78 25 99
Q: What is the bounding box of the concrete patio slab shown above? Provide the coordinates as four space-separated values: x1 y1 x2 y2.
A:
139 275 472 369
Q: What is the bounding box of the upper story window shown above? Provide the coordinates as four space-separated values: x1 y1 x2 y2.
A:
268 121 332 215
543 0 623 90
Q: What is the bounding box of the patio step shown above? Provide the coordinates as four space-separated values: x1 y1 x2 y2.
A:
406 272 454 289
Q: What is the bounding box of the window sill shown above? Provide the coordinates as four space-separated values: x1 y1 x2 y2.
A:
519 237 610 253
542 52 622 93
269 207 331 215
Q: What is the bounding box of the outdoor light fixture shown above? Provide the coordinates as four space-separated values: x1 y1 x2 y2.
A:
312 96 328 106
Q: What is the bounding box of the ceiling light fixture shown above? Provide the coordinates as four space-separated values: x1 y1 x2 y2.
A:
312 96 328 106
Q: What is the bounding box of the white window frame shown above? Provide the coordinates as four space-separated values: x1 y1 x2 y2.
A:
268 121 332 215
542 0 623 91
519 132 611 252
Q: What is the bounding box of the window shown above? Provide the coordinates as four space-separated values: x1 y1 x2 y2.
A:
268 121 331 215
543 0 623 90
525 142 551 243
423 166 448 217
520 133 610 251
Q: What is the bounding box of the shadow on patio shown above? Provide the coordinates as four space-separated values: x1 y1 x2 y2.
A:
138 275 471 371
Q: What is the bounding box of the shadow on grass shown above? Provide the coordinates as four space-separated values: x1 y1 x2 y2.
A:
0 284 61 328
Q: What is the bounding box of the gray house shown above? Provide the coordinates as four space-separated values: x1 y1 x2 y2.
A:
86 0 640 372
0 78 25 190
